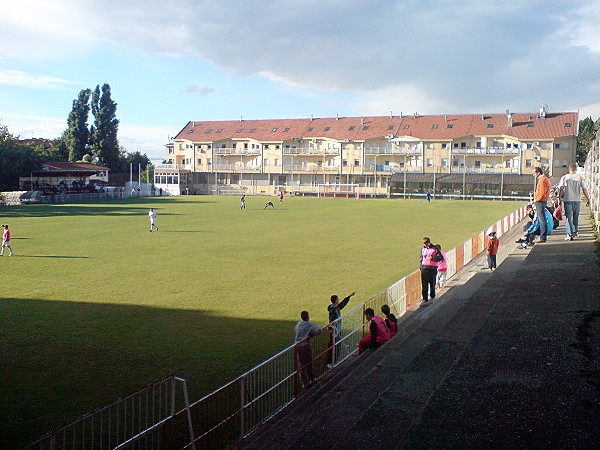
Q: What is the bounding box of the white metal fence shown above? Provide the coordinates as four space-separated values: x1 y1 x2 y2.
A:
25 375 195 450
584 128 600 235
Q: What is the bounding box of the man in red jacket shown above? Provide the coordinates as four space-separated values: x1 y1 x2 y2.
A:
486 231 499 270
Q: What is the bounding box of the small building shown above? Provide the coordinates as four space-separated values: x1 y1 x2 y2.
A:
20 162 110 193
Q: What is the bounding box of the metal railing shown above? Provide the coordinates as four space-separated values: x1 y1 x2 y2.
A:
25 375 195 450
451 147 521 155
364 147 421 155
584 128 600 235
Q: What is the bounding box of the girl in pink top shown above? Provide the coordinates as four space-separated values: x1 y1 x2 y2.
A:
435 244 447 289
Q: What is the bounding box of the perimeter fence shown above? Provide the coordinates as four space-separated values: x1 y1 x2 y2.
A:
585 128 600 236
26 205 527 449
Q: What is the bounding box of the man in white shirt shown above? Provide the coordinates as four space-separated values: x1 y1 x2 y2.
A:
294 311 322 389
148 208 159 232
559 164 590 240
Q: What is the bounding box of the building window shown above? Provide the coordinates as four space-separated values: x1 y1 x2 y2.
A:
249 128 256 133
343 159 348 167
403 125 410 129
442 143 447 149
388 125 394 130
427 158 433 167
505 160 511 168
271 128 278 132
527 122 534 128
236 129 243 133
476 141 481 148
453 143 459 148
447 124 453 128
442 158 448 167
565 122 571 127
427 143 434 149
487 124 494 128
461 142 467 148
474 160 481 167
324 127 330 131
307 127 313 131
555 143 560 149
205 129 212 133
525 159 532 168
452 159 459 167
216 129 223 133
527 143 532 149
264 158 269 166
362 126 369 130
432 124 438 129
274 158 280 166
348 126 355 131
283 128 290 132
197 158 202 165
354 159 360 166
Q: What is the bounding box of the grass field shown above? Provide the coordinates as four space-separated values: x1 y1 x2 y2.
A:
0 195 520 446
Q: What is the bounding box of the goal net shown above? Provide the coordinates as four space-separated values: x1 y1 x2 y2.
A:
317 184 360 199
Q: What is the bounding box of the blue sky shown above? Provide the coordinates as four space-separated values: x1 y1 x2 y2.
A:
1 0 600 161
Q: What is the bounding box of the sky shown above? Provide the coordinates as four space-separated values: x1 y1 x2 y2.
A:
1 0 600 161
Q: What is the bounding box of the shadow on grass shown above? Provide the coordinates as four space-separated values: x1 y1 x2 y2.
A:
0 198 215 218
0 297 296 449
14 255 90 259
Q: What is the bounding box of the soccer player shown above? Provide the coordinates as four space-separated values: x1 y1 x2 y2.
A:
1 224 13 256
279 191 284 203
264 201 275 209
240 195 246 210
148 208 159 232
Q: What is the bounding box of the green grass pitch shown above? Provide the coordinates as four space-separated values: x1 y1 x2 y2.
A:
0 196 520 446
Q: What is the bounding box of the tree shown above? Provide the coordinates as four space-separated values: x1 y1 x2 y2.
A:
90 84 120 170
64 89 91 162
0 123 40 190
577 116 600 165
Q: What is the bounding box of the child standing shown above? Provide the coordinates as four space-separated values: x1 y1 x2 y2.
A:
486 231 499 270
435 244 447 289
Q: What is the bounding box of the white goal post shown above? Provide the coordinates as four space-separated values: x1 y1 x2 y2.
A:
317 184 360 199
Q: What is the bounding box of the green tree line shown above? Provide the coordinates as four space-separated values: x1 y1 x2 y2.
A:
0 83 152 190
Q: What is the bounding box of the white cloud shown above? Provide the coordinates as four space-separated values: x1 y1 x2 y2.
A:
2 0 600 115
0 69 79 89
579 102 600 120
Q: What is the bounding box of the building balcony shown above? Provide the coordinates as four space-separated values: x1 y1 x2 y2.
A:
450 147 521 155
213 148 261 155
449 166 521 174
364 164 422 174
283 148 339 155
364 147 421 155
155 164 188 171
212 164 262 172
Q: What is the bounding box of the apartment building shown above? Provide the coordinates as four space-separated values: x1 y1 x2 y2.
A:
155 110 578 196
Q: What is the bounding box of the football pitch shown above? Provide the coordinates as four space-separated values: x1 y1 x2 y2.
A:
1 196 520 446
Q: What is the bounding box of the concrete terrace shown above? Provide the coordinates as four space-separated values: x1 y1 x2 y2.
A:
237 208 600 449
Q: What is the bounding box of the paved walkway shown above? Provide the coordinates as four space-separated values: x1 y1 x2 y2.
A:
237 208 600 449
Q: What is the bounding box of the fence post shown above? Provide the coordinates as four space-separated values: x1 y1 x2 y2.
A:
178 378 197 450
240 375 246 439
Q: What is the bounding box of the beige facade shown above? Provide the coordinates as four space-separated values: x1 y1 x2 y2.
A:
155 112 578 195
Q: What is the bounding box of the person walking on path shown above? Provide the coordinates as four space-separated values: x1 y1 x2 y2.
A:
559 164 591 240
420 237 439 304
294 311 322 389
1 224 13 256
326 291 355 366
358 308 391 354
532 167 551 243
148 208 159 232
486 231 499 270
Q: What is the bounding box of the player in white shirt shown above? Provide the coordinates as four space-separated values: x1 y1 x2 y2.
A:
148 208 159 232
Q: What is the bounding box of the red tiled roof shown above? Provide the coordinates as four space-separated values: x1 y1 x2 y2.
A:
174 112 578 142
43 162 110 172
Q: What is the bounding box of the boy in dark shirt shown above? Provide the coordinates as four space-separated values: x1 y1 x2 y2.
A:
326 291 355 366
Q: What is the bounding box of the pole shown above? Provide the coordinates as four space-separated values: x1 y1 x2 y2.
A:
500 154 504 200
